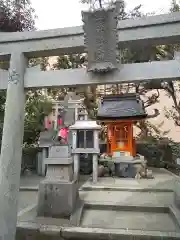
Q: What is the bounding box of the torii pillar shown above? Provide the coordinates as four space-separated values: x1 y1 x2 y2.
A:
0 52 26 240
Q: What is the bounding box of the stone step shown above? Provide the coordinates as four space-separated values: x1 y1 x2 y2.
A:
17 223 180 240
61 226 180 240
79 190 174 207
79 203 180 238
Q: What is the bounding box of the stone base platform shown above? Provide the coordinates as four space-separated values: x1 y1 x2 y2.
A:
17 168 180 239
17 201 180 240
37 180 79 218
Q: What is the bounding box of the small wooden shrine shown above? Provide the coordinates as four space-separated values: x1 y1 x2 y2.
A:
97 93 147 158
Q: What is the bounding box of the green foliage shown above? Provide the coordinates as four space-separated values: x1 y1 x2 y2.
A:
136 121 170 141
0 0 179 146
168 139 180 157
0 0 36 31
80 0 179 140
24 91 52 145
170 0 180 12
81 0 127 11
28 57 50 71
0 0 53 146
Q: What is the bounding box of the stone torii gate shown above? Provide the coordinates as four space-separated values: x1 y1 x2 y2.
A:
1 4 180 239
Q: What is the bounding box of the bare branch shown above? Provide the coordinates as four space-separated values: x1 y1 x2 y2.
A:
144 90 160 108
146 109 160 119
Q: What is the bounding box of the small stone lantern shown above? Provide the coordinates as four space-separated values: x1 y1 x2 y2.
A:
37 144 79 218
69 120 101 183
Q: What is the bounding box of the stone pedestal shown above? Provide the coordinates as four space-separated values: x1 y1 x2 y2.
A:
114 157 150 179
37 145 79 218
45 158 73 182
48 145 71 158
37 180 78 218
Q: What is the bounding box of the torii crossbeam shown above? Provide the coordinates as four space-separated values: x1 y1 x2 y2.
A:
0 12 180 89
0 12 180 58
0 9 180 240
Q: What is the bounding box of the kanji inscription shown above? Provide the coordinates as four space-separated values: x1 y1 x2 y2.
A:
82 7 118 73
8 70 20 84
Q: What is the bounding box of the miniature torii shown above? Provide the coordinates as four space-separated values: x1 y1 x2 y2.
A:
1 3 180 240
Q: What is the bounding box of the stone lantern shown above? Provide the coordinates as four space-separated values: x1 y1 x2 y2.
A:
69 120 101 183
37 144 79 219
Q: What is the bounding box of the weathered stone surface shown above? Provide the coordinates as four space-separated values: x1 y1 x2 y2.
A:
82 7 118 72
174 180 180 209
46 164 73 182
44 157 73 165
63 92 81 126
0 52 27 240
49 145 71 158
64 108 75 126
37 180 79 218
16 222 39 240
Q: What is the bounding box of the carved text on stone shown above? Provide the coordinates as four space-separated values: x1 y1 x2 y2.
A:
8 70 20 84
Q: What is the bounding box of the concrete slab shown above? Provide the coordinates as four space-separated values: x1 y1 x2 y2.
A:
17 169 180 239
18 188 174 215
18 206 72 226
81 168 175 191
81 208 179 232
80 190 174 206
17 190 176 224
61 226 180 240
18 191 38 213
19 173 89 191
17 169 176 216
20 175 44 190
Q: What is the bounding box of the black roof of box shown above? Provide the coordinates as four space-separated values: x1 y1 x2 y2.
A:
97 93 147 121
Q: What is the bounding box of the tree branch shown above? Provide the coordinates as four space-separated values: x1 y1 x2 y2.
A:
146 109 160 119
99 0 102 8
144 90 160 108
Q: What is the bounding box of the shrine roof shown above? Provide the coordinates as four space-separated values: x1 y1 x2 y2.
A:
97 93 147 121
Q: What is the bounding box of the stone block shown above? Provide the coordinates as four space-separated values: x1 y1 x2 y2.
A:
46 164 73 182
115 163 136 178
37 180 79 218
49 145 71 158
146 169 153 178
82 7 118 72
112 155 134 162
174 180 180 208
44 157 73 165
64 108 75 126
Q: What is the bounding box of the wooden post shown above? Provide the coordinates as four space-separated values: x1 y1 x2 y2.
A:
0 52 27 240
